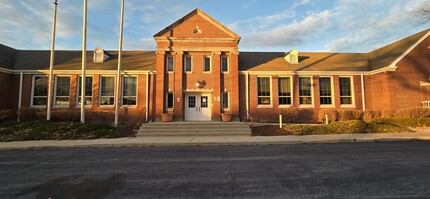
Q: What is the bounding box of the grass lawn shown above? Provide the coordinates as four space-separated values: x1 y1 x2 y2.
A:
0 120 134 142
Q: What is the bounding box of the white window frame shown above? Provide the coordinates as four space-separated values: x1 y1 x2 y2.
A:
30 75 48 108
257 76 273 108
99 75 116 107
298 76 314 107
166 55 174 73
203 56 212 73
166 92 174 109
222 92 230 110
278 76 293 108
319 76 335 108
76 75 94 108
53 75 71 108
221 56 229 73
184 56 192 73
122 75 138 107
339 76 356 108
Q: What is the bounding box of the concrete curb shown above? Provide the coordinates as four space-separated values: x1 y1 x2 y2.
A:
0 133 430 150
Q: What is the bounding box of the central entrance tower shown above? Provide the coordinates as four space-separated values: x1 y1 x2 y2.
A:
154 8 241 121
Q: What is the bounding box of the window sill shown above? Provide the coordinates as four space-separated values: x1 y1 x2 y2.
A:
299 105 315 108
75 106 92 109
99 105 115 109
52 106 70 109
340 105 356 108
278 105 293 108
121 105 137 108
257 105 273 109
203 71 212 74
320 105 335 108
30 105 46 109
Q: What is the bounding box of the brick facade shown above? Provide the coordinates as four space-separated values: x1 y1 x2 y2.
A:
1 9 430 124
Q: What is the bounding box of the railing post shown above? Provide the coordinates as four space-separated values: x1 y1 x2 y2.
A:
279 114 282 129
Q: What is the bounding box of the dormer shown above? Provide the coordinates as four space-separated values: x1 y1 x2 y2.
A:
93 48 110 63
284 49 299 64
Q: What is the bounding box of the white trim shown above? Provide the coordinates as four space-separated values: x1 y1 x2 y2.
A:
256 76 272 107
245 73 249 119
6 69 154 75
53 75 71 108
166 55 174 73
154 37 239 42
339 76 356 107
203 56 212 73
277 76 293 107
99 75 116 107
30 75 49 108
17 72 23 121
387 30 430 69
222 92 230 110
184 55 193 73
221 56 229 73
298 76 314 107
420 81 430 86
121 75 138 108
0 67 12 74
361 73 366 111
76 75 94 108
318 76 334 107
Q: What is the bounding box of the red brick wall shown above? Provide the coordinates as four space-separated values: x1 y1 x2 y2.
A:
0 72 12 109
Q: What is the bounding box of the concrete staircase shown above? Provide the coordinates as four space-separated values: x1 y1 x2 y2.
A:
136 122 251 137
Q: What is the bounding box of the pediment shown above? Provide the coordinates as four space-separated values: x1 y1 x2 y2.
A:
154 8 240 40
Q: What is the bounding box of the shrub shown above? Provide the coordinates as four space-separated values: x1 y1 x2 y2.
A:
285 120 367 135
363 110 381 122
281 108 301 122
318 110 339 123
339 110 363 121
394 108 430 118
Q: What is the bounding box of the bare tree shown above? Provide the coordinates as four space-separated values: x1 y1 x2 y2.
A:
416 1 430 24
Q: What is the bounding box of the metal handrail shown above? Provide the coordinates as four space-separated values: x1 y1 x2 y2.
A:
135 107 147 125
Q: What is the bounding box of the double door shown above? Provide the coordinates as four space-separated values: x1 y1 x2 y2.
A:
185 93 212 121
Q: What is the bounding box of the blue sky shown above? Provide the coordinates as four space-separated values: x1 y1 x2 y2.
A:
1 0 429 52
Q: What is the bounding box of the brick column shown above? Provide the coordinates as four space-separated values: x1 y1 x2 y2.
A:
229 52 239 119
212 51 221 121
333 75 340 108
155 51 166 120
174 51 184 121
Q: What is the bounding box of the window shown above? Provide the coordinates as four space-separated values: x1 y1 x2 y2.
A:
204 56 211 72
221 56 228 72
257 77 271 105
299 77 312 105
77 76 93 106
339 77 353 105
319 77 332 105
222 92 229 109
54 76 70 106
123 76 137 106
166 92 174 109
184 56 192 72
32 76 48 106
166 56 174 72
278 77 292 105
100 76 115 105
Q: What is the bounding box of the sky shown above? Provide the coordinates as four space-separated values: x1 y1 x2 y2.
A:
1 0 429 53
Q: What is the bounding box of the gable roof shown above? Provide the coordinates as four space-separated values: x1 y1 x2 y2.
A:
153 8 240 40
369 28 430 70
13 50 156 71
0 44 16 69
240 28 430 73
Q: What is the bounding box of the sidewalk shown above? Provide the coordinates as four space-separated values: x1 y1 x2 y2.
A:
1 129 430 150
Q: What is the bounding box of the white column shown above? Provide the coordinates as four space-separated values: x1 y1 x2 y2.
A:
361 73 366 111
17 72 23 122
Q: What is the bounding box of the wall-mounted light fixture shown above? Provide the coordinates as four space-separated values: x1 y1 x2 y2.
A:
195 80 206 88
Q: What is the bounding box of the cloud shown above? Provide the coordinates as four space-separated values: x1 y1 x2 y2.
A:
242 10 332 49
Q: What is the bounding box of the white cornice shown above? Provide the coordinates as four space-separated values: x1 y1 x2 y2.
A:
1 69 156 75
154 37 239 42
388 30 430 68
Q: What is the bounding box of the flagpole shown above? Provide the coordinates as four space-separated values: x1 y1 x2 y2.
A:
47 0 58 121
115 0 125 126
81 0 87 123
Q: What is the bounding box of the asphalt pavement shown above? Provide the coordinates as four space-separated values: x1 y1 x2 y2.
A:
0 141 430 198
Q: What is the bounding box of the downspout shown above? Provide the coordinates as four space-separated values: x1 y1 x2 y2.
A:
145 72 150 122
245 72 249 119
361 73 366 111
17 72 23 122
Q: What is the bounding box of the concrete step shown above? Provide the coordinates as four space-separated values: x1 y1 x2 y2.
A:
136 122 251 137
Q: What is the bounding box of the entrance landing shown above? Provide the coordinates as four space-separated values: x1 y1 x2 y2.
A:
136 122 251 137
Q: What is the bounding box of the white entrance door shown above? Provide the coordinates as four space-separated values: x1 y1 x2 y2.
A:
185 93 212 121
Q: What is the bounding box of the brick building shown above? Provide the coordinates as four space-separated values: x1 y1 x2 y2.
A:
1 9 430 123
